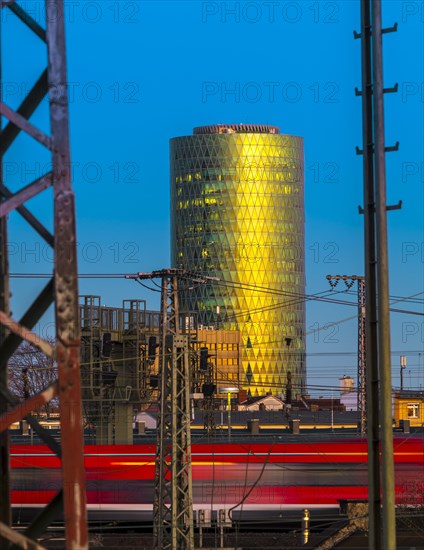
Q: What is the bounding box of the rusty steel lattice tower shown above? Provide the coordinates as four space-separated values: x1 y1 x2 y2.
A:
327 275 366 434
127 269 194 550
0 1 88 548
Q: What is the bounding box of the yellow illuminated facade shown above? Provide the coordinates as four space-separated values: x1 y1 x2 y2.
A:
171 124 305 395
394 391 424 427
197 329 241 386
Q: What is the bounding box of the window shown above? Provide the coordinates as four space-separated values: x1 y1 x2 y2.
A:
407 403 420 418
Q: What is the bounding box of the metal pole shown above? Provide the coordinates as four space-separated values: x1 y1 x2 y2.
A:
359 1 382 546
302 509 310 545
47 2 88 545
150 270 194 550
227 392 231 442
372 0 396 547
153 277 169 548
400 356 406 391
400 361 403 391
0 17 11 542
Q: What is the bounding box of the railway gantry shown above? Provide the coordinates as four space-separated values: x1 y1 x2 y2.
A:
0 1 88 548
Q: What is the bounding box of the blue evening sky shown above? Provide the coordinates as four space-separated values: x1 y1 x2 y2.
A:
3 0 423 394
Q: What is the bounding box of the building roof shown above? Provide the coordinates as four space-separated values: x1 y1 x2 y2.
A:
193 124 280 135
395 390 424 399
240 395 284 406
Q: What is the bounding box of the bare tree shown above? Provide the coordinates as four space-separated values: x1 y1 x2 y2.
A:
8 339 58 417
397 480 424 535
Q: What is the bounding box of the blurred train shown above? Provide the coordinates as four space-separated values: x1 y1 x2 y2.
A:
10 436 424 521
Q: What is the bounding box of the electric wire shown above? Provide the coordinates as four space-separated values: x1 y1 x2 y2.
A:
10 272 424 308
133 279 161 293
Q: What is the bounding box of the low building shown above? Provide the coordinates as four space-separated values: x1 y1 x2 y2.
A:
238 395 284 411
340 391 357 412
291 397 345 412
339 375 357 411
134 411 157 430
239 395 346 413
394 390 424 427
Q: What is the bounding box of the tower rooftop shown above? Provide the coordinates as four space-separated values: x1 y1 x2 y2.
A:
193 124 280 135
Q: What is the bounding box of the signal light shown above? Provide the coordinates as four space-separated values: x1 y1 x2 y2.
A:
202 383 216 397
200 347 209 371
102 332 112 357
148 336 157 360
286 370 292 404
102 368 118 386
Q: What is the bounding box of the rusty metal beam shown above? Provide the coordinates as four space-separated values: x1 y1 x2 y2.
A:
0 311 55 358
0 380 62 458
0 102 52 150
46 0 88 546
0 181 54 246
25 415 62 457
0 522 46 550
0 173 53 218
22 490 63 542
0 2 88 548
0 278 54 363
6 1 46 42
0 15 11 544
0 232 10 539
0 69 48 155
0 383 58 432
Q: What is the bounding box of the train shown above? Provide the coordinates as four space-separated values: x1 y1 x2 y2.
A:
10 436 424 522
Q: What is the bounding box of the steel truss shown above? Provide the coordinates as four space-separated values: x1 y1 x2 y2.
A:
357 278 366 434
79 295 160 444
202 359 217 437
326 275 366 434
0 1 87 548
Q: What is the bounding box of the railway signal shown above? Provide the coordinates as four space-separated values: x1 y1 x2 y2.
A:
148 336 158 361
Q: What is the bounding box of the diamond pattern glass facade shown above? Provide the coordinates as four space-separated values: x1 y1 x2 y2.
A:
171 125 305 396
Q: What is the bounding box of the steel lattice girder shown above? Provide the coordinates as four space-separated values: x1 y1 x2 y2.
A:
152 274 194 550
357 278 367 434
0 1 88 549
326 275 367 434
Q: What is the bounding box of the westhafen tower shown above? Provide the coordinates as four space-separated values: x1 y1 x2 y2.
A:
170 124 305 396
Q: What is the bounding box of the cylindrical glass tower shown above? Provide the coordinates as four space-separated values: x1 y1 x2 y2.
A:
171 124 305 396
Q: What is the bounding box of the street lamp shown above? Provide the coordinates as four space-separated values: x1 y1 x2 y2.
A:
220 386 239 442
400 355 407 391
